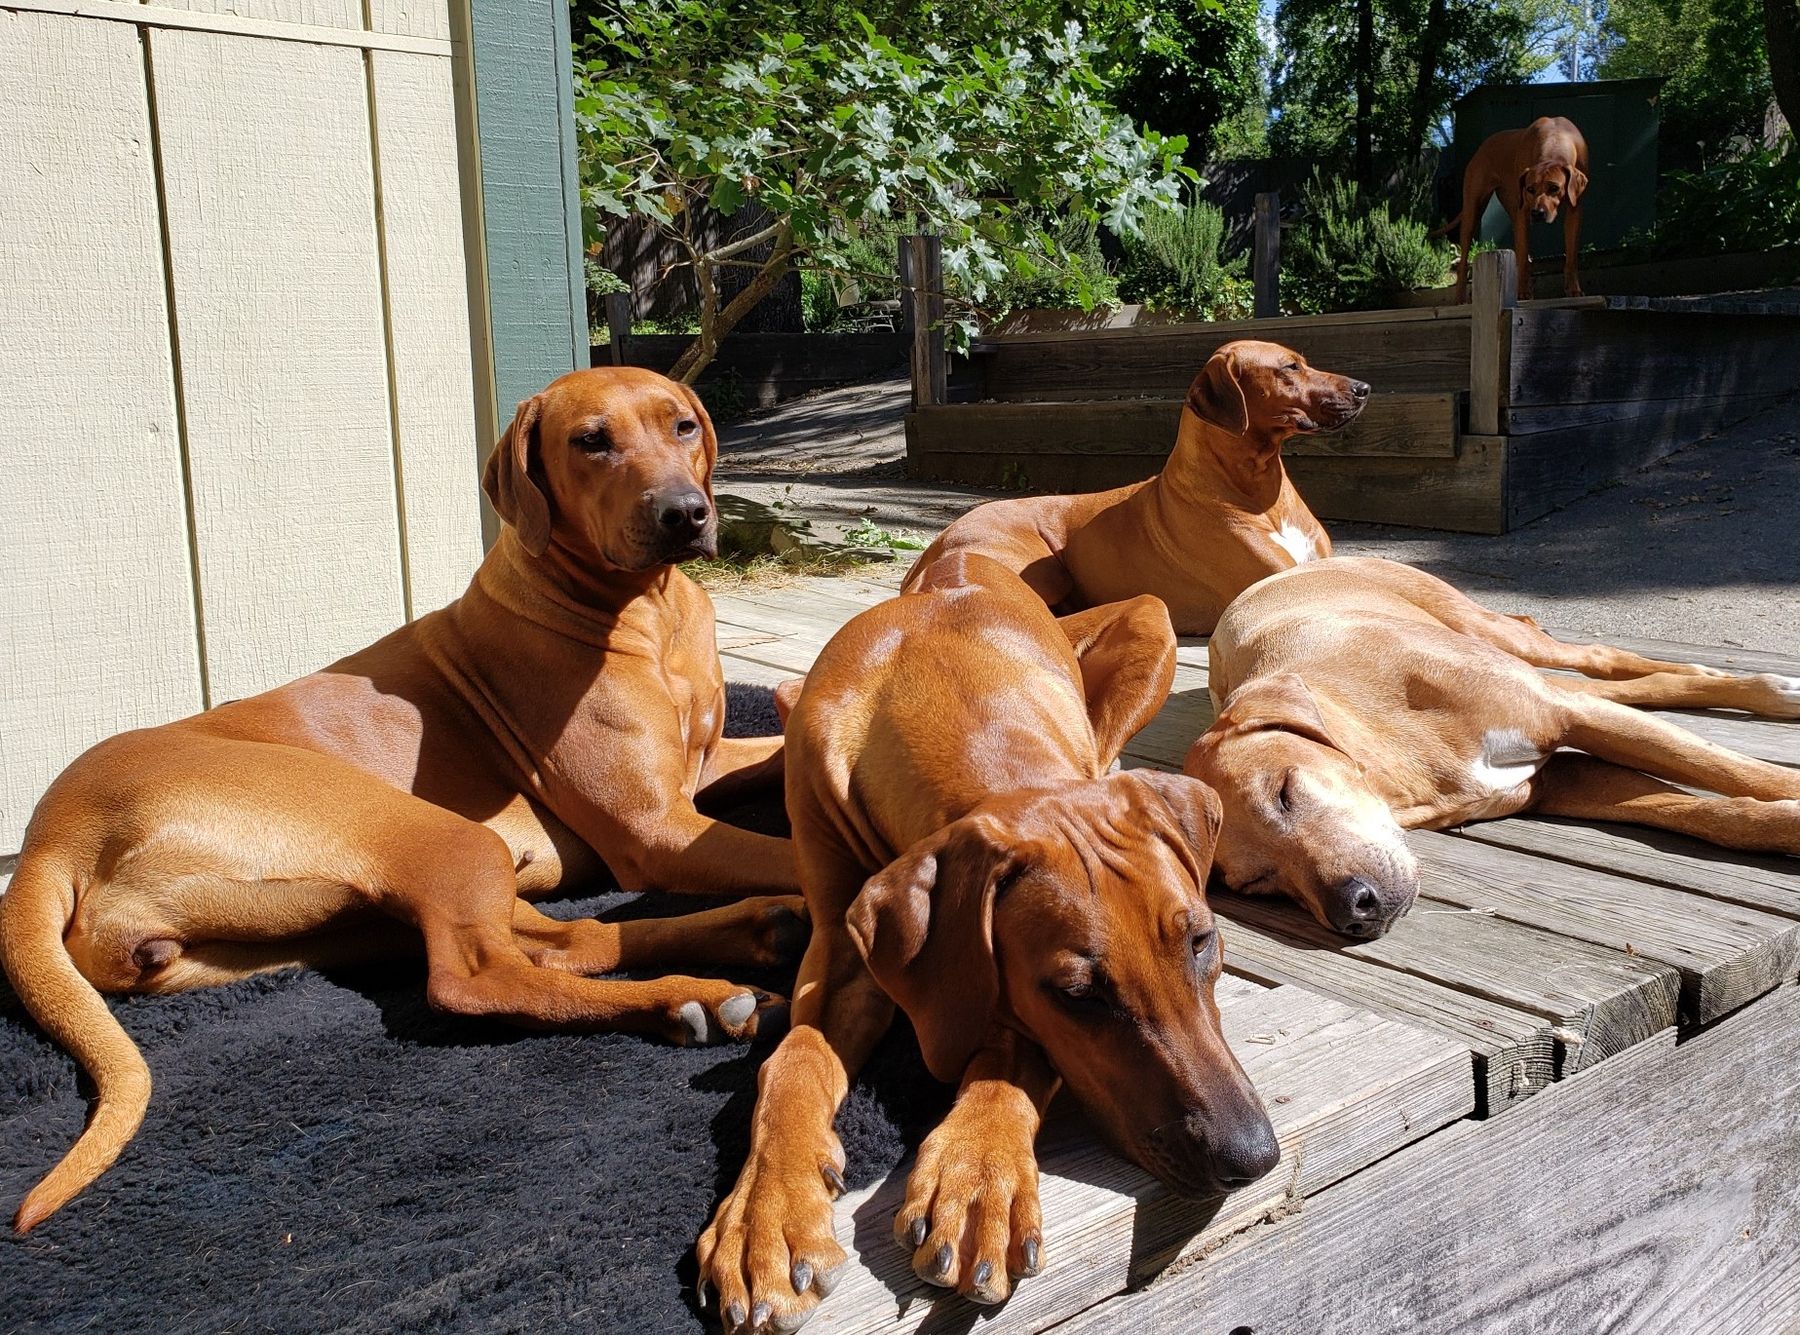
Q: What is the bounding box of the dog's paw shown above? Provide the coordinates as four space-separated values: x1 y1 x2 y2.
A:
893 1096 1043 1305
697 1133 849 1333
1750 674 1800 720
737 896 811 967
667 981 789 1045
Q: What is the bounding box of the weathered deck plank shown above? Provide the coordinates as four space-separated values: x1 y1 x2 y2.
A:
808 983 1472 1335
1414 831 1800 1023
1052 986 1800 1335
1456 816 1800 921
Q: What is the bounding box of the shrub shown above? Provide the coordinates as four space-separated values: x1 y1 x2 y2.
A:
980 217 1121 314
1653 139 1800 256
1284 172 1451 313
1118 196 1252 319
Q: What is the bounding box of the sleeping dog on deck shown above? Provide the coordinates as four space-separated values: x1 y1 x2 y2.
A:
1185 557 1800 938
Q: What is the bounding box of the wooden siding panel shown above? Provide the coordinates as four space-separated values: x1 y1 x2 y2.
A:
144 0 363 29
151 30 404 700
367 0 450 40
371 50 482 614
0 12 202 852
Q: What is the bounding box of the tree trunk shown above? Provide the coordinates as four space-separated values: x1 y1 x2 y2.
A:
1407 0 1448 166
1768 0 1800 138
1355 0 1376 189
668 227 797 384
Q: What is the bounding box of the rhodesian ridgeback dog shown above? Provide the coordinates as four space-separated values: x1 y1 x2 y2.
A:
901 340 1367 634
1185 558 1800 937
0 366 807 1233
695 554 1276 1333
1442 115 1589 302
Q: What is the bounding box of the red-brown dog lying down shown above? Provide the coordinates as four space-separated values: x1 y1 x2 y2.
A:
1185 558 1800 937
696 554 1275 1333
901 339 1368 635
0 367 805 1233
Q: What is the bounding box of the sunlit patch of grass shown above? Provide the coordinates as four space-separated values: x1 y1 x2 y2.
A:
684 550 881 591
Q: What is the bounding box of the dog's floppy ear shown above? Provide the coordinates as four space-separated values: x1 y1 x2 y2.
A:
482 393 552 557
846 813 1019 1082
1564 165 1588 206
1120 770 1224 871
1210 672 1343 753
1186 347 1249 435
675 381 719 490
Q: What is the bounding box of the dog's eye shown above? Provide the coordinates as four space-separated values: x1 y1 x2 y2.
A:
1275 771 1296 814
675 418 700 439
575 430 612 454
1047 971 1107 1014
1191 928 1216 959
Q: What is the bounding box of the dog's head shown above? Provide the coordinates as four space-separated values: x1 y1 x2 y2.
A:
1186 340 1370 451
1184 673 1419 938
1520 161 1586 223
482 366 719 569
847 770 1279 1198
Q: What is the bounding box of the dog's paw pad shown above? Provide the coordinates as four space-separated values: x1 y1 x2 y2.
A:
677 1000 713 1044
718 991 757 1029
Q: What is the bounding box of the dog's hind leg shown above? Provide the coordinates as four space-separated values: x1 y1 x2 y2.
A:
1556 695 1800 803
1057 595 1178 769
1548 670 1800 719
1527 754 1800 854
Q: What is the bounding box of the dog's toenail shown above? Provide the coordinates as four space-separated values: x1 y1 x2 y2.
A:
1022 1237 1041 1273
973 1260 994 1289
822 1162 846 1196
907 1216 927 1248
697 1277 711 1308
932 1242 953 1279
725 1301 746 1330
750 1300 773 1328
678 1000 711 1043
719 992 757 1028
791 1260 813 1293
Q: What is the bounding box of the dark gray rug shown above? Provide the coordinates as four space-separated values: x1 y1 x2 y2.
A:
0 685 942 1334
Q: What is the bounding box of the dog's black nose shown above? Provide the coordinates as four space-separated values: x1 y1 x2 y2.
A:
1326 877 1386 936
1207 1117 1281 1188
656 490 711 532
1349 380 1371 400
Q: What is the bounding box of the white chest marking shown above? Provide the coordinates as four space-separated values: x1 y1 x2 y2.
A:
1270 522 1318 565
1470 728 1545 793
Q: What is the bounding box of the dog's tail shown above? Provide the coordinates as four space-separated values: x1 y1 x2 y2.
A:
1428 214 1461 239
0 852 151 1233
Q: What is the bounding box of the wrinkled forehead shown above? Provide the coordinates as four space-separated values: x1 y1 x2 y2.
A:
544 373 693 433
1228 339 1304 371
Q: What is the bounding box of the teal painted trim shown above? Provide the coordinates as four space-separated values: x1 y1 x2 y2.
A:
552 0 589 372
467 0 586 424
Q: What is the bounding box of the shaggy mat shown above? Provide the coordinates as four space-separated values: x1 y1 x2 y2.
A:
0 685 943 1334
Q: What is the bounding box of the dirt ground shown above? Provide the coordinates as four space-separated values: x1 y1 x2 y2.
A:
716 374 1800 655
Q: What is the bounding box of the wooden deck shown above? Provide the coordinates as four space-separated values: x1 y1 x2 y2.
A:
709 568 1800 1333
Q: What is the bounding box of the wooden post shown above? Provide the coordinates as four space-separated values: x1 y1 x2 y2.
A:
906 233 946 408
1253 191 1280 320
605 291 630 367
1469 248 1517 437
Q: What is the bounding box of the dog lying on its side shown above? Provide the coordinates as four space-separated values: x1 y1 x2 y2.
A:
696 554 1276 1334
1184 557 1800 938
902 340 1368 635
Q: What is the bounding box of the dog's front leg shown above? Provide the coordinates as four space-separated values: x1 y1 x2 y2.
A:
697 734 786 807
893 1028 1059 1305
1563 205 1583 296
697 918 895 1333
1512 207 1535 300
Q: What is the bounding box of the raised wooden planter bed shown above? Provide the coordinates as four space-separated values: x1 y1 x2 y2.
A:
904 252 1800 534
